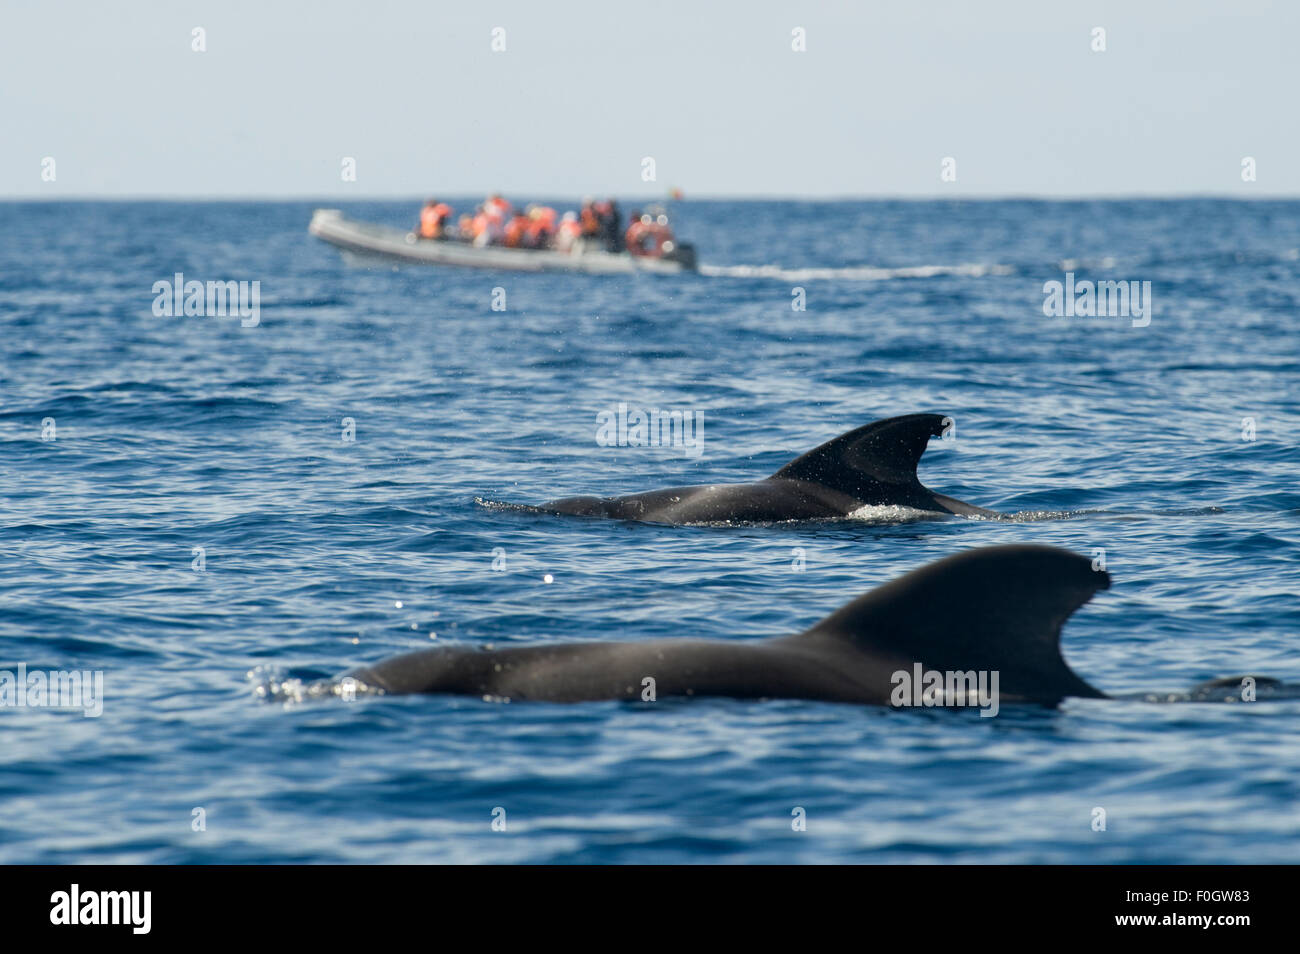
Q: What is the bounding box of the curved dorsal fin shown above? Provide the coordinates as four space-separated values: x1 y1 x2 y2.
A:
796 545 1108 702
770 413 948 496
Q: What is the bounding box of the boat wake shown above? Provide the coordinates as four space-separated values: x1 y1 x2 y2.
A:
698 261 1014 282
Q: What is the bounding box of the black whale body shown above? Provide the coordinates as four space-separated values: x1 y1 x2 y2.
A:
536 413 1000 524
345 545 1298 707
349 545 1105 705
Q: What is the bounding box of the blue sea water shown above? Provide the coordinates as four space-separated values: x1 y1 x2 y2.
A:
1 198 1298 864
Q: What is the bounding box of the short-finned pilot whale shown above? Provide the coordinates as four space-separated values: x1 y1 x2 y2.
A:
344 545 1296 707
535 413 1000 524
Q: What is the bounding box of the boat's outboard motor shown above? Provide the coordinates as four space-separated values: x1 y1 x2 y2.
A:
662 241 697 271
628 203 696 270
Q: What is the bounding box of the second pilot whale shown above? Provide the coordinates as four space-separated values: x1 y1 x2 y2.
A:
534 413 1000 524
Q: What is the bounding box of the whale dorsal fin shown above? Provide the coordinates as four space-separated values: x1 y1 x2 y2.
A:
770 414 948 495
796 545 1108 702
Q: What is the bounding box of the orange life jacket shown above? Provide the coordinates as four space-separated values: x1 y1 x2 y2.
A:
419 203 453 238
504 216 529 247
525 207 557 245
419 206 441 238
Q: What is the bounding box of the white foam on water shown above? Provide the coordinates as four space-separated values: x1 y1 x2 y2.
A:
698 262 1014 282
248 666 385 705
844 504 939 524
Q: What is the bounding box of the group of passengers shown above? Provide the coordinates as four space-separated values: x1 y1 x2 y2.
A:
415 195 676 257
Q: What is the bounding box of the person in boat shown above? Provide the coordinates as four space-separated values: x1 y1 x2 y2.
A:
580 197 601 239
472 194 512 247
595 199 623 252
472 207 501 247
555 211 583 253
417 199 454 240
504 208 531 248
523 204 557 249
467 204 486 244
455 213 474 242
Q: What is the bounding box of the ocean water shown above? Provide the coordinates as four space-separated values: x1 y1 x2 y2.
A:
1 198 1297 864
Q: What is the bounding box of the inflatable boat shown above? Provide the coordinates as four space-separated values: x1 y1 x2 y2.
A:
309 209 697 274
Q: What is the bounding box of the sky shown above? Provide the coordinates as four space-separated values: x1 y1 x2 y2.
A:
1 0 1295 198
